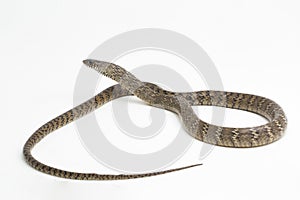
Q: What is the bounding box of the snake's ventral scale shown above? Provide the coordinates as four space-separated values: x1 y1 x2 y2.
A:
23 59 287 180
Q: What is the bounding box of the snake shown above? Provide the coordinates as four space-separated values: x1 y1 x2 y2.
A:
23 59 287 180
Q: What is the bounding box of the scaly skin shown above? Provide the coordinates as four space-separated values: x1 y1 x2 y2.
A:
23 60 287 180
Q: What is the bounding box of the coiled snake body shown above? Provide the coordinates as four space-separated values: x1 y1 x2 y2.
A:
23 59 287 180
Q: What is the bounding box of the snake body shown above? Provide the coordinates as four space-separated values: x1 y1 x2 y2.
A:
23 59 287 180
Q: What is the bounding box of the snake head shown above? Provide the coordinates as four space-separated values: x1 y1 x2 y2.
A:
83 59 130 83
83 59 112 73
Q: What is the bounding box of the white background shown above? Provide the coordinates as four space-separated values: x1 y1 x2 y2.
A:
1 0 299 199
